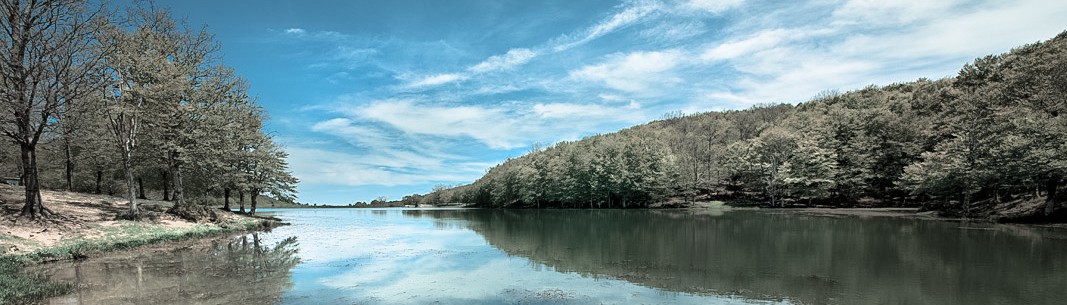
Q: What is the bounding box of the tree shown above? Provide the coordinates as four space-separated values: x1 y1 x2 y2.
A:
746 127 797 207
99 9 187 216
1 0 105 219
781 135 837 204
213 80 260 211
243 135 297 215
996 35 1067 215
904 58 1003 217
147 21 222 215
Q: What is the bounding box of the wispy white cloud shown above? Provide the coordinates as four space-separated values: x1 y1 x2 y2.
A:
683 0 746 14
468 48 538 73
354 99 520 149
831 0 964 26
834 0 1067 60
640 20 707 41
532 102 642 120
402 48 536 89
286 146 483 187
402 0 665 89
552 0 662 52
405 73 468 88
310 118 395 148
691 0 1067 108
700 28 825 61
571 50 685 94
278 27 348 42
316 97 651 154
297 97 650 189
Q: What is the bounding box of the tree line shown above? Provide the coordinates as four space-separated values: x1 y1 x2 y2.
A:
1 0 297 220
413 31 1066 218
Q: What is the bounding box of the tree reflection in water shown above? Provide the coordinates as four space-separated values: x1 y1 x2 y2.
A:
405 209 1067 305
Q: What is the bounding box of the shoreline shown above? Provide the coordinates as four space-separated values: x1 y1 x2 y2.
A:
714 206 1067 229
0 185 284 305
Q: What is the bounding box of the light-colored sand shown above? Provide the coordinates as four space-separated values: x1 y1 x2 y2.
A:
0 184 213 255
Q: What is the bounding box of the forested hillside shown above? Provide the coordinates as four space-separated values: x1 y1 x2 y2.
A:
413 31 1066 218
1 1 297 220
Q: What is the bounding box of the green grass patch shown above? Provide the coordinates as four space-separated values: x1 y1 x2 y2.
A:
707 201 728 208
0 256 74 305
19 218 271 264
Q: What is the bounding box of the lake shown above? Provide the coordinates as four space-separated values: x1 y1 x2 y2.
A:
36 208 1067 305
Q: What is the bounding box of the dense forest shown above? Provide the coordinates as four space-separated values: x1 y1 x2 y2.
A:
411 31 1067 219
0 1 297 220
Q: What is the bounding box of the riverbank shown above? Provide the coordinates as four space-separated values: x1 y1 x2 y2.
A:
0 185 284 305
696 200 1067 228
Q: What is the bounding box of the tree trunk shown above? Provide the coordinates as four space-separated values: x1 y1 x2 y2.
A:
159 169 170 201
19 144 50 219
64 139 74 192
250 190 259 215
122 153 138 215
253 233 262 255
170 152 185 209
95 169 103 194
137 177 146 199
1045 174 1061 216
223 188 231 210
963 192 971 219
239 191 246 214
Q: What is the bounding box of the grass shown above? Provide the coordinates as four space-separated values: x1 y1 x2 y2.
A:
16 216 270 264
0 256 74 305
0 215 279 305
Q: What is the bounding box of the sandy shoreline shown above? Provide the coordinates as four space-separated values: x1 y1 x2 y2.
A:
0 184 274 257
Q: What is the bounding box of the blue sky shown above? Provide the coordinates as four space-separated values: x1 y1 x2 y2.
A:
153 0 1067 205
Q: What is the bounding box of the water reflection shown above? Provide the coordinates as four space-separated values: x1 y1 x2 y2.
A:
407 209 1067 305
35 209 1067 305
274 208 772 305
38 233 299 305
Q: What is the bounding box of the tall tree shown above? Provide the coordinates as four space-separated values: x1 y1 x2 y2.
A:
147 19 221 214
997 35 1067 215
212 79 259 211
1 0 105 219
99 8 186 215
904 57 1004 216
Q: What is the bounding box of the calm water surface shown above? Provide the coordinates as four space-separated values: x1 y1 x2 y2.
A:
37 208 1067 305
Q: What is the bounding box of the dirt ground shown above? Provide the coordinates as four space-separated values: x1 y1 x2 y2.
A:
0 184 235 255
